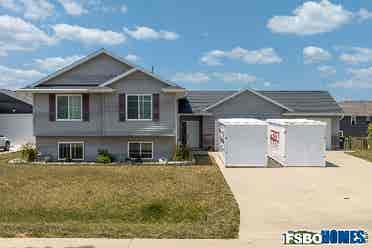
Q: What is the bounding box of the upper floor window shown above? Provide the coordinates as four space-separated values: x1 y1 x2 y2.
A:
56 95 82 121
127 95 152 120
351 116 357 126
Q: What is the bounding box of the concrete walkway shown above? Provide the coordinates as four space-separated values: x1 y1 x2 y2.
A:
1 151 371 247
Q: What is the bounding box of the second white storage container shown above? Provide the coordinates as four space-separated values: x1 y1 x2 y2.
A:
266 119 327 167
216 118 268 167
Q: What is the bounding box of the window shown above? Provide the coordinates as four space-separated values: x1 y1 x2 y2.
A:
128 142 153 159
56 95 82 121
58 142 84 160
127 95 152 120
338 130 344 137
351 116 357 126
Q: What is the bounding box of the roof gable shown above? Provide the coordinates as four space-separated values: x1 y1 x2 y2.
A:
204 88 293 112
179 90 342 115
31 49 135 88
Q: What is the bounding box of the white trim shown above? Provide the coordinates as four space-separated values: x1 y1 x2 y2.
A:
57 141 84 161
351 115 357 125
283 112 344 117
17 88 115 93
126 94 153 121
203 88 293 112
99 68 137 87
128 141 154 159
339 130 344 137
56 94 83 121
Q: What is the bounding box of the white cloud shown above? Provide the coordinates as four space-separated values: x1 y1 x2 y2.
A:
52 24 126 45
330 67 372 88
318 65 336 75
172 72 210 83
57 0 87 16
0 0 21 11
21 0 54 20
0 65 45 89
34 55 83 71
121 4 127 13
356 8 372 21
211 72 257 83
303 46 332 64
124 26 179 41
125 54 140 62
0 15 55 56
200 47 282 66
172 72 257 84
267 0 353 35
339 47 372 64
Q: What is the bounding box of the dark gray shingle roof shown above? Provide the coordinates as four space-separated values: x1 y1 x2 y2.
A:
0 89 33 114
179 90 342 114
339 101 372 116
260 91 342 113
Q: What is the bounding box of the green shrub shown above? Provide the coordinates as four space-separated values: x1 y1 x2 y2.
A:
96 149 114 163
368 124 372 149
172 145 191 161
96 154 112 164
20 143 37 162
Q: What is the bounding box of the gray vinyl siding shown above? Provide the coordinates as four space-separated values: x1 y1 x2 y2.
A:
36 136 175 161
40 54 132 86
209 90 286 119
33 71 177 137
200 91 285 148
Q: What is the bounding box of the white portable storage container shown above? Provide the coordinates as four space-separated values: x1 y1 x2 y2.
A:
216 118 268 167
266 119 326 167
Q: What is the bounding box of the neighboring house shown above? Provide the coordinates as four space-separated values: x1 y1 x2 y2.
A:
339 101 372 137
178 90 343 150
19 49 342 161
0 89 34 145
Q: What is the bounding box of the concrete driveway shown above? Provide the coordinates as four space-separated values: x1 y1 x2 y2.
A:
1 151 371 247
214 151 372 247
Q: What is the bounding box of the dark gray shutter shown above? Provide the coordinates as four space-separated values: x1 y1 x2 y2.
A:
119 93 126 122
82 94 89 121
49 94 55 121
153 93 160 121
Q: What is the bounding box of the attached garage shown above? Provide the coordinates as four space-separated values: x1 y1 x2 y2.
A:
0 90 34 147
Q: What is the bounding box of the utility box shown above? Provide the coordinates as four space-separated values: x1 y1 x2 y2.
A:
266 119 327 167
216 118 268 167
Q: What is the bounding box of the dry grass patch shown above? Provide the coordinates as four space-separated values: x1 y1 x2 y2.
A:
347 150 372 163
0 152 239 238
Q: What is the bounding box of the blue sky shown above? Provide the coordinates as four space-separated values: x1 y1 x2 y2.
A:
1 0 372 100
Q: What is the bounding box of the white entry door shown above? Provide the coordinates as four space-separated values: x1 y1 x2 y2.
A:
186 121 200 148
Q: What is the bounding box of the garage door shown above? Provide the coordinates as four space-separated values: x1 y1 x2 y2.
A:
307 118 332 150
0 114 34 146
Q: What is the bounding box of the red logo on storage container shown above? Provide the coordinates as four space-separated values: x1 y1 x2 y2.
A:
270 130 280 144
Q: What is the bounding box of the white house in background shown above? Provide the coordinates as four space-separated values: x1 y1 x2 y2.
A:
0 89 34 146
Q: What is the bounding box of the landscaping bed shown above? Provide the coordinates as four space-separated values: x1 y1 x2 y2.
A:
0 152 239 239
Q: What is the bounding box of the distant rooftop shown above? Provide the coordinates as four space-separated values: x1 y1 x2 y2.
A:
339 101 372 116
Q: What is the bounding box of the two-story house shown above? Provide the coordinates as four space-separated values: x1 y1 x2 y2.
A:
20 49 343 161
20 49 185 161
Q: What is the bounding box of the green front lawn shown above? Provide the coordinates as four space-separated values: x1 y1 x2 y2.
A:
0 152 239 239
347 150 372 163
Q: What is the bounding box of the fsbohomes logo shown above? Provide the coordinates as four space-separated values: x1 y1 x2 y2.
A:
282 229 368 245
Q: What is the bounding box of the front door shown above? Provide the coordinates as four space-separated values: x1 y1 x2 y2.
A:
186 121 200 148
